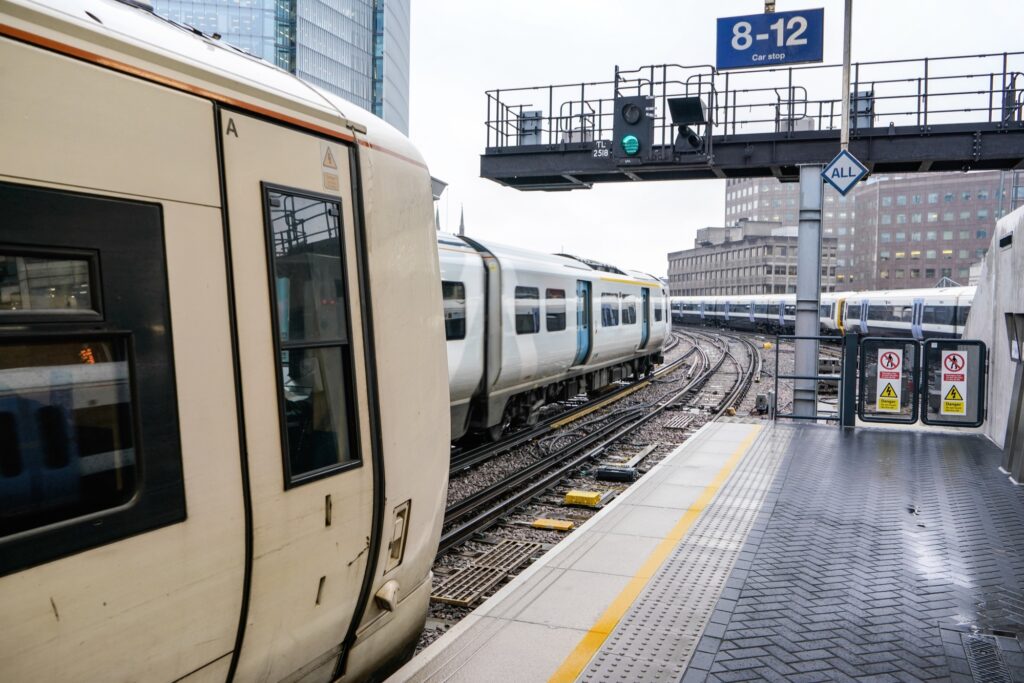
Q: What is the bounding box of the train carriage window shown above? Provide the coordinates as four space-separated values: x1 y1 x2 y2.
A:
515 286 540 334
0 182 183 576
442 281 466 340
601 293 620 326
957 306 971 326
0 338 135 537
923 305 955 326
0 253 96 316
654 301 663 322
264 187 359 485
545 289 566 332
622 296 637 325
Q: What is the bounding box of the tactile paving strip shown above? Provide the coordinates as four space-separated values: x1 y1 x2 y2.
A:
578 425 793 683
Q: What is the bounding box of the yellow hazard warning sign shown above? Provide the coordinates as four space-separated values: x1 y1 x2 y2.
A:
942 384 966 415
877 381 900 412
322 147 338 169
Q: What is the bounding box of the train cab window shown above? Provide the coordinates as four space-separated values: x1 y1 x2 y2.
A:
515 287 540 334
601 293 620 326
545 288 566 332
0 182 183 576
264 186 359 485
819 304 830 317
622 296 637 325
0 338 135 537
442 281 466 340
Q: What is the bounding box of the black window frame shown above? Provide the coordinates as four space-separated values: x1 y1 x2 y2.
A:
514 286 541 335
442 280 466 341
0 245 104 323
545 288 566 332
0 182 184 577
261 183 362 489
601 293 620 327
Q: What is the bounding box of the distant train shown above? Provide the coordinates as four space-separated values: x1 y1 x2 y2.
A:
671 286 975 339
438 233 670 441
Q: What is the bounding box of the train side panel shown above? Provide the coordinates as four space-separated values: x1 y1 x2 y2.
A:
0 32 245 681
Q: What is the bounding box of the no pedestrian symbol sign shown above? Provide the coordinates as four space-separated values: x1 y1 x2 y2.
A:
876 348 903 413
821 149 869 196
940 350 967 416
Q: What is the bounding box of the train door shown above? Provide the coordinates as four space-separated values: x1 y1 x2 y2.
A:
699 301 706 322
640 288 650 349
911 298 925 340
574 280 592 365
859 301 870 334
220 111 376 682
778 301 785 328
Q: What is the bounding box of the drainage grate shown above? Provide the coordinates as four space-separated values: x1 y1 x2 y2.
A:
432 540 541 607
664 415 695 430
962 634 1013 683
473 540 541 571
431 566 506 607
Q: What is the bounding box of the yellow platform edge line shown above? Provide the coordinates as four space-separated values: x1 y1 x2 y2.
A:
547 424 764 683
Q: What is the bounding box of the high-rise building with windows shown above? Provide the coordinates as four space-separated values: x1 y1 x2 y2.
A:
722 171 1023 291
153 0 410 134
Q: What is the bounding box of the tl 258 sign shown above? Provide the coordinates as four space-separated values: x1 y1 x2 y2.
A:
716 9 825 70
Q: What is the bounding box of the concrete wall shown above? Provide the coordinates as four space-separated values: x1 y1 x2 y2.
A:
963 205 1024 448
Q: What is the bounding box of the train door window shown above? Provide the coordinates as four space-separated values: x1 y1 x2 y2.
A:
263 186 359 486
442 281 466 340
0 182 183 576
622 296 637 325
545 288 566 332
601 293 620 326
514 286 540 334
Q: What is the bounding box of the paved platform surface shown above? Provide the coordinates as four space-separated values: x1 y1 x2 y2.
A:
683 424 1024 683
391 421 768 683
393 421 1024 683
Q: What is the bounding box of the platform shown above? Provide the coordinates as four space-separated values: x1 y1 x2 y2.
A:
392 421 1024 683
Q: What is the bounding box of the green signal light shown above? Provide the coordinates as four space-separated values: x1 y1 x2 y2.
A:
621 134 640 156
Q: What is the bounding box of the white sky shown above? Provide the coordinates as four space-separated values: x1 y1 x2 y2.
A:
408 0 1024 276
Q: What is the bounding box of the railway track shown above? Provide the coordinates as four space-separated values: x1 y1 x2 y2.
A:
437 329 760 558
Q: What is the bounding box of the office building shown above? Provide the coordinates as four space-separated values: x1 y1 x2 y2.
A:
153 0 410 134
723 170 1022 290
667 220 838 296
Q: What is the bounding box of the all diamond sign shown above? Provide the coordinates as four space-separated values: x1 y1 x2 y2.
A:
821 149 868 196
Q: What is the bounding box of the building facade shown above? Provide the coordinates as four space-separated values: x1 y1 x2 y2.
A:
153 0 410 134
723 170 1023 291
667 220 838 296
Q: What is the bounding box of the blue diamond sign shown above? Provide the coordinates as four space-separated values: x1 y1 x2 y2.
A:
821 149 868 196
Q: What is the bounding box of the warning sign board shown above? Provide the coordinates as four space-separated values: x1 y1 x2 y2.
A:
940 350 967 416
876 348 902 412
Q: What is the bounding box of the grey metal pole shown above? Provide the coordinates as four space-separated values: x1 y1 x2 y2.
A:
840 0 853 151
794 164 824 418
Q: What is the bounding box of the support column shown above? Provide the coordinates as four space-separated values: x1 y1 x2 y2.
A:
794 164 823 418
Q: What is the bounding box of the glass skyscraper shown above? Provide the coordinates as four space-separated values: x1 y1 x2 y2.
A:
153 0 410 134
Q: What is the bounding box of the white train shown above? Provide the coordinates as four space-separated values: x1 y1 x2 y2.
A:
438 234 670 440
1 1 449 681
671 286 975 339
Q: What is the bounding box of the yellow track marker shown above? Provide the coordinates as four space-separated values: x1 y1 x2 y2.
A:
547 425 763 683
563 490 602 507
532 519 575 532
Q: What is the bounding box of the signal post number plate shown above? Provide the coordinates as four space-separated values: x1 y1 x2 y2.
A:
716 9 825 70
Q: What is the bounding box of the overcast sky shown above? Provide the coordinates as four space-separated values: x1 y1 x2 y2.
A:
407 0 1024 276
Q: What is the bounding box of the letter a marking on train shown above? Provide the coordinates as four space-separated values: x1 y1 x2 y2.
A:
225 117 238 137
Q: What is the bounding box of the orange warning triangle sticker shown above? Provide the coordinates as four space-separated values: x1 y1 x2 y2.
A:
323 147 337 169
944 385 964 401
879 382 898 399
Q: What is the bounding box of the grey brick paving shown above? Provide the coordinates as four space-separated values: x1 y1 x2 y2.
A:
687 424 1024 683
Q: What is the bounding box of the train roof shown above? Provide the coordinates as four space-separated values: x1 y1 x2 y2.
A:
3 0 425 170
